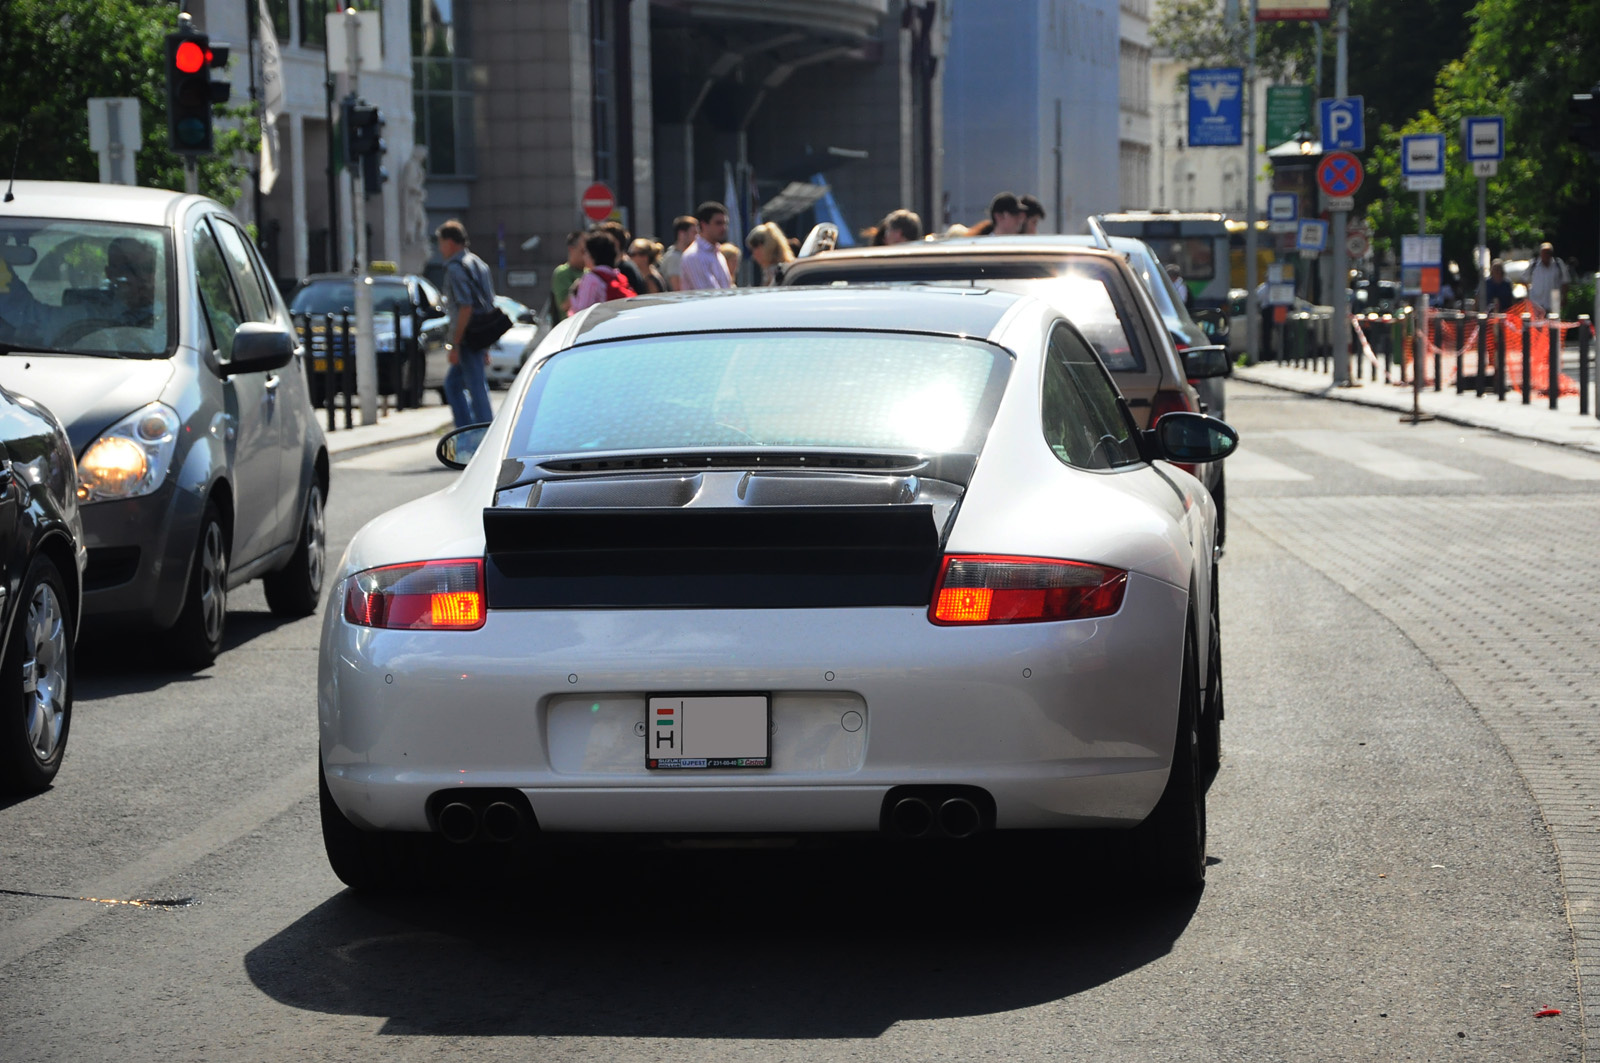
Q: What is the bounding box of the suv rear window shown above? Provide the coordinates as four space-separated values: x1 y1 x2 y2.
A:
785 259 1146 373
290 279 413 316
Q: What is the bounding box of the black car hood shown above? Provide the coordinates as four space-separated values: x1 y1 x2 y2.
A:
0 355 177 454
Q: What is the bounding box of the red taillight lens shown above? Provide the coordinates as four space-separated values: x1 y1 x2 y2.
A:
929 555 1128 625
1151 389 1199 474
344 559 486 630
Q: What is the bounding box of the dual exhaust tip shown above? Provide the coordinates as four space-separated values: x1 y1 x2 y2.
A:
436 797 527 844
885 789 989 840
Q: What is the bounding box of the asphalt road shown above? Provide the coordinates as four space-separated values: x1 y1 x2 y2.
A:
0 386 1592 1061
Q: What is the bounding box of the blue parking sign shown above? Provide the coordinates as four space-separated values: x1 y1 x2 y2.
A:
1189 68 1243 147
1319 96 1364 152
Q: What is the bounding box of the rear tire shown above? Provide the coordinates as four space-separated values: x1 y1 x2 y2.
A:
1213 467 1227 549
263 481 326 617
320 756 416 892
0 557 73 793
1134 618 1206 892
169 504 228 670
1200 567 1224 782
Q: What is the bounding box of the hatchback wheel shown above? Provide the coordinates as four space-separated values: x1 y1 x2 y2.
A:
264 481 326 617
0 557 73 793
170 505 228 669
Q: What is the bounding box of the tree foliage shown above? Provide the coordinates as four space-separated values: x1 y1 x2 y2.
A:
0 0 256 204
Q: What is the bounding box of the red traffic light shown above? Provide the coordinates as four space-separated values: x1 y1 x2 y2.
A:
174 40 208 73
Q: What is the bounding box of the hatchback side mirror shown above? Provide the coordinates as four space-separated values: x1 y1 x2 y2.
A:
437 423 490 469
224 322 294 376
1180 344 1231 380
1150 412 1238 464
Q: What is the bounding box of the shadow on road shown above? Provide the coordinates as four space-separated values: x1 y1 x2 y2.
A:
75 609 300 698
244 838 1200 1038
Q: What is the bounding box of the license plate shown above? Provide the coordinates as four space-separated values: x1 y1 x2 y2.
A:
646 695 770 769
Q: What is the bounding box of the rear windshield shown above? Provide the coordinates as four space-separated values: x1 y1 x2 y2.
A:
290 279 413 316
786 259 1145 373
508 331 1011 458
0 218 174 357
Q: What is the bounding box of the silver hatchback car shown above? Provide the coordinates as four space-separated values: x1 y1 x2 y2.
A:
0 183 328 668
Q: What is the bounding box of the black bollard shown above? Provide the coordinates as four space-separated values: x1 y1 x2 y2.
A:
1521 313 1532 405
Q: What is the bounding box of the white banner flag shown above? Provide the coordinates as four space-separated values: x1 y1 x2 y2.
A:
257 0 284 195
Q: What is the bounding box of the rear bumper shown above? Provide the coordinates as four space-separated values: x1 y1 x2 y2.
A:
319 572 1188 834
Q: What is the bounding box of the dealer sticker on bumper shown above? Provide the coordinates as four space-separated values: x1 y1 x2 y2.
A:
646 695 770 769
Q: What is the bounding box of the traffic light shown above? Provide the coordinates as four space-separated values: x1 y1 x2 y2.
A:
165 29 232 155
1570 87 1600 163
342 99 388 198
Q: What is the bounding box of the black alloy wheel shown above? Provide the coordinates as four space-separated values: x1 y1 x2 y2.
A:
264 480 327 617
0 556 73 793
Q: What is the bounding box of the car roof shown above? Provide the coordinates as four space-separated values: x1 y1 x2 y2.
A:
790 237 1129 264
296 273 416 285
569 286 1025 345
0 181 202 226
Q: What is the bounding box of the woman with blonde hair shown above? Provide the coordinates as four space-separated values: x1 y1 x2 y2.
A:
745 222 795 286
627 238 668 294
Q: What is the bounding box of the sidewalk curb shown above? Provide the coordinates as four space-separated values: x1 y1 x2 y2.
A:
1233 367 1600 456
323 410 457 457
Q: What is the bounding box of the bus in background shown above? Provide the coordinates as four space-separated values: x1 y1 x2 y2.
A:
1097 212 1274 313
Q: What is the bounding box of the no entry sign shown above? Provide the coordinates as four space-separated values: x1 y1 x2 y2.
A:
1316 151 1363 198
581 182 616 222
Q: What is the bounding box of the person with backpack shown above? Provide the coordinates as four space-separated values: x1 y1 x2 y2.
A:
436 219 499 428
567 230 636 314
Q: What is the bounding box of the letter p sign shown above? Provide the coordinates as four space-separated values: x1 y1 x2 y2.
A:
1319 96 1365 152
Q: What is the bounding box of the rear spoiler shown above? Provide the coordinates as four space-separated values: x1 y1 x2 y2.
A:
482 505 941 609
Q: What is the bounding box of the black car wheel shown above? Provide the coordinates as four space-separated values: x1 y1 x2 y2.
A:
0 556 73 793
1134 616 1206 892
264 480 327 617
1201 567 1224 782
170 504 228 669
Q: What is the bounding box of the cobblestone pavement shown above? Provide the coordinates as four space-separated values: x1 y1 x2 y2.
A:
1233 395 1600 1054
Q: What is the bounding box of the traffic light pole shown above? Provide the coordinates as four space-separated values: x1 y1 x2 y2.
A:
184 158 198 195
1244 0 1260 364
345 10 378 427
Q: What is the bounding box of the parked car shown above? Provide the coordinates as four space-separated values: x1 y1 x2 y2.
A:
288 273 451 406
487 296 546 389
0 386 84 792
782 235 1231 543
1226 288 1334 357
0 182 329 668
318 286 1238 893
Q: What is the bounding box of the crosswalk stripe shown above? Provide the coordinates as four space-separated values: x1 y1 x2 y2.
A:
1278 430 1479 481
1449 436 1600 480
1226 448 1313 481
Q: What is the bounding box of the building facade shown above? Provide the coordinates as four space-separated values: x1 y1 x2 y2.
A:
1117 0 1152 210
942 0 1120 233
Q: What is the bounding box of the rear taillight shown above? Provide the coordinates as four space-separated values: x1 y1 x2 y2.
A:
344 558 486 630
1151 389 1199 474
929 555 1128 625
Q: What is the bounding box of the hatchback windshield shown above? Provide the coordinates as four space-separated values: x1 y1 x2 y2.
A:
509 331 1011 458
0 218 173 357
290 279 413 316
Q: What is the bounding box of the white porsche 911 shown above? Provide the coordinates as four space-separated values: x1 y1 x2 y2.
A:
317 286 1237 891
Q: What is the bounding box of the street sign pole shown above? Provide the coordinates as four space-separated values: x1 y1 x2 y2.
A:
344 9 377 426
1244 0 1260 364
1330 0 1350 385
1405 189 1430 423
1477 175 1488 312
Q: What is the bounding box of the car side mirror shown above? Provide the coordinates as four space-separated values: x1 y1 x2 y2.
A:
1150 412 1239 464
1180 345 1231 380
1191 307 1229 341
437 424 491 469
224 322 294 376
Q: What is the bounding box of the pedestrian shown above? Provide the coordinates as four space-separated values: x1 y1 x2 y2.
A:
662 215 697 291
549 231 585 321
1255 280 1276 361
1165 262 1194 310
719 243 742 286
1485 259 1514 314
567 231 636 314
1019 194 1047 235
599 220 647 294
627 238 668 294
436 219 498 427
984 192 1027 235
745 222 794 285
1526 241 1572 317
679 201 733 290
880 209 923 244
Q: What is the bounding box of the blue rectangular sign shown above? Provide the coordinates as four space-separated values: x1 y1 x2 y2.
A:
1401 133 1446 177
1189 67 1244 147
1464 116 1504 162
1319 96 1364 151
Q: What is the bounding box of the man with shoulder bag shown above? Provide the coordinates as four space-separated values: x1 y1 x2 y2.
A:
436 219 506 427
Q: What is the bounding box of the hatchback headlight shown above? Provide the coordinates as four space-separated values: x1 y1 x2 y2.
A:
78 402 181 503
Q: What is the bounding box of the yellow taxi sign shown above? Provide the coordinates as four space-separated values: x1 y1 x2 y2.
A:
369 260 399 275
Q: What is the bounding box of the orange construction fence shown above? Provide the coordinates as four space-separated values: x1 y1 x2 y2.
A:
1376 301 1580 396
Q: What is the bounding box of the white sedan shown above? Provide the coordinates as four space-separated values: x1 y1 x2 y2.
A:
318 286 1237 891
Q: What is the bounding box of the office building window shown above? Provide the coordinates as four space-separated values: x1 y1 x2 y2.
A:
412 0 474 177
